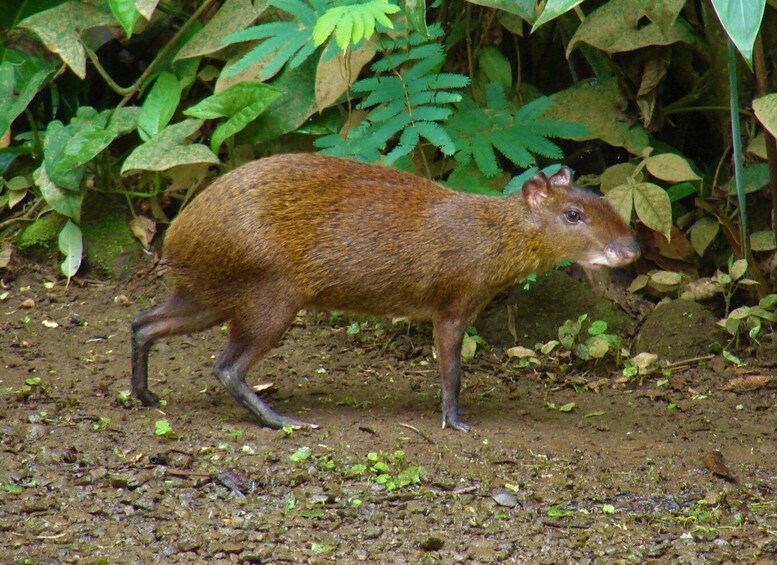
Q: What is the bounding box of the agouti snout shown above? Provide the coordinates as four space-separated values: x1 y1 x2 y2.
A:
131 153 639 430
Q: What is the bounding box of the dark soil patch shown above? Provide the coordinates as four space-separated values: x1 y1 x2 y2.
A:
2 266 776 563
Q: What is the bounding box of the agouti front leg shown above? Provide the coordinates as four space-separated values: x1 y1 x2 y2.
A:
434 315 471 431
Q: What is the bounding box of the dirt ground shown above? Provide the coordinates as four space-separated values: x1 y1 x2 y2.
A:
1 265 776 564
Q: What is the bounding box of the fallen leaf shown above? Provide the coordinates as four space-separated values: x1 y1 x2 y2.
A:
723 375 774 391
129 216 157 249
506 346 537 358
701 450 737 483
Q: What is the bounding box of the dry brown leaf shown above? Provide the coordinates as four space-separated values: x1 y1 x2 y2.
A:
701 450 738 483
129 216 157 249
723 375 774 391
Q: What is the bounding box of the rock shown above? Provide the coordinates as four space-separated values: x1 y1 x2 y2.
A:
635 299 726 361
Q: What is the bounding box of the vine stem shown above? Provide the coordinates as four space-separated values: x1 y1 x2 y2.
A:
116 0 219 108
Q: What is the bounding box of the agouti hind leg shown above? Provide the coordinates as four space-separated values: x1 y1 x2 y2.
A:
131 290 224 406
213 301 316 429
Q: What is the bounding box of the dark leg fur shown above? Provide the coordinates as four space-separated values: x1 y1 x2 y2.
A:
131 291 224 406
433 315 471 431
213 300 315 429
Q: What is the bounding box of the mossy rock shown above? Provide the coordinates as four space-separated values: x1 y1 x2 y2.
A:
16 213 67 261
476 270 636 347
635 299 726 361
80 194 145 280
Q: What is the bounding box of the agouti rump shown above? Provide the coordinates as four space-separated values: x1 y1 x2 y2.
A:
131 153 639 430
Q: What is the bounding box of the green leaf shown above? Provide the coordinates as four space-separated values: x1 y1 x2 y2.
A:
710 0 765 66
753 93 777 139
33 166 81 221
544 78 650 156
184 82 282 151
289 446 311 462
726 163 770 194
405 0 428 35
314 0 398 49
138 73 181 141
19 2 114 79
43 120 83 191
532 0 585 32
58 219 82 283
478 46 512 94
464 0 534 19
588 320 608 335
689 216 719 256
750 230 777 252
154 419 173 436
567 0 698 57
559 402 576 412
108 0 139 37
175 0 267 60
603 184 633 223
644 153 700 182
0 55 56 137
632 182 672 240
311 543 336 554
121 119 219 174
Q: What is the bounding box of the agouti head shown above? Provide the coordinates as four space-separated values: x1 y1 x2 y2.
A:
131 154 639 432
520 167 639 270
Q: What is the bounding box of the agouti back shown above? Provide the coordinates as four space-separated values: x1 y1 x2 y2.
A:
131 153 639 430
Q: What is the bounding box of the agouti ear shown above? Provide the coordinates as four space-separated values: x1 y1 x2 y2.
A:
549 166 573 186
521 172 551 210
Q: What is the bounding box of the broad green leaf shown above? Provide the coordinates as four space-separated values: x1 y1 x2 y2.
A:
600 163 638 194
586 335 611 359
753 93 777 139
666 182 697 202
478 46 512 93
464 0 534 20
138 73 181 141
603 184 633 223
33 166 81 221
108 0 139 37
405 0 428 35
750 230 777 252
710 0 765 65
567 0 698 57
644 153 700 182
19 2 113 78
0 55 56 137
135 0 160 20
544 78 650 156
636 0 685 33
121 119 219 174
729 259 748 281
175 0 267 60
184 82 282 151
726 163 769 194
240 55 319 144
532 0 584 32
58 219 83 283
43 120 84 191
633 182 672 240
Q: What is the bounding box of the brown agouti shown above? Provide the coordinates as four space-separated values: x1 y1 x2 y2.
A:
131 153 639 431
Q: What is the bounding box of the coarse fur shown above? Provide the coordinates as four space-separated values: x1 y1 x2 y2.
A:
132 153 639 431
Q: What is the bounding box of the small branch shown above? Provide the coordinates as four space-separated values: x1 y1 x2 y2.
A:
398 422 435 444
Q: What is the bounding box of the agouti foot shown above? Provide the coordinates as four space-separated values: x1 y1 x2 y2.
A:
137 389 160 407
442 418 471 432
265 414 319 430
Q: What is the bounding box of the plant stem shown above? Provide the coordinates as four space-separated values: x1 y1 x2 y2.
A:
727 38 748 260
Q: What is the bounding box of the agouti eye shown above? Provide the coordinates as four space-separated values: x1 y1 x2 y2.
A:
564 209 582 224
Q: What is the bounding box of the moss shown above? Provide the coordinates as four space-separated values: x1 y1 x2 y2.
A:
80 194 145 279
16 213 67 259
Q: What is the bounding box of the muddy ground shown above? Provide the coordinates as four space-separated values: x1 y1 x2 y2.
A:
1 265 776 564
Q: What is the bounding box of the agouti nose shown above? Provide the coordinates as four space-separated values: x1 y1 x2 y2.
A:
604 239 640 266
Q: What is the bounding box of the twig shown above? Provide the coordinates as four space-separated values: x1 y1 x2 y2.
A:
398 422 435 444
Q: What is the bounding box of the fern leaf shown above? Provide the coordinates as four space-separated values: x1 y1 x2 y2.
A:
532 119 589 138
490 131 535 168
415 121 456 155
385 126 419 164
485 82 509 110
411 106 452 121
271 0 318 24
513 96 554 122
472 135 499 177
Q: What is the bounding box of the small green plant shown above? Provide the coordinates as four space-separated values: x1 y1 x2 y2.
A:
557 314 623 362
91 416 111 431
154 419 178 439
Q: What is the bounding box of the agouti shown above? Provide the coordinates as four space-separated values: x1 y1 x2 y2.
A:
131 153 639 431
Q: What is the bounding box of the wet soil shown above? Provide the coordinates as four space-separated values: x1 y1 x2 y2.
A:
1 266 776 564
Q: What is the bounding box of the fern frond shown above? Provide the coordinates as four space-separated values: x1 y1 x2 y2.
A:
313 0 399 49
445 83 589 177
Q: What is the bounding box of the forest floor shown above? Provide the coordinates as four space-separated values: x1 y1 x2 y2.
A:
1 264 776 564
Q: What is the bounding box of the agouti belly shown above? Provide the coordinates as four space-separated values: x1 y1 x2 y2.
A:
131 153 639 431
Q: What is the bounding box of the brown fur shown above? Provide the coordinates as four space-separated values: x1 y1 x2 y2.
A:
132 153 639 430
